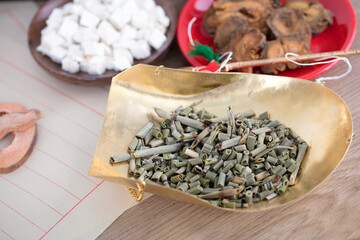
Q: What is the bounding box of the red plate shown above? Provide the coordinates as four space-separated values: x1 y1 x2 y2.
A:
177 0 357 80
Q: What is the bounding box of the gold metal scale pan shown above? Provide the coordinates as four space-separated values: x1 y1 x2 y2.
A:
89 64 353 212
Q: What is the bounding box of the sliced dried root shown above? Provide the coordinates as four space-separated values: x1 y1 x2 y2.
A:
0 103 42 174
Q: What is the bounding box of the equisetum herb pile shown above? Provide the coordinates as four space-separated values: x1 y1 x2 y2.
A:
111 103 308 209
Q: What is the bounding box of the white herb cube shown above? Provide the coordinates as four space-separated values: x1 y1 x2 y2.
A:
88 56 106 75
61 57 80 73
80 10 100 28
130 40 151 59
147 28 167 50
97 20 120 45
58 17 79 40
114 55 132 71
49 46 67 63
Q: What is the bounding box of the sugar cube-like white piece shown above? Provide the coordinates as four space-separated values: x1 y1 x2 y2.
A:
109 8 131 30
82 0 102 7
72 30 83 44
88 56 107 75
136 29 150 40
66 14 79 22
109 0 127 7
61 57 80 73
131 9 149 29
41 26 52 36
157 16 170 27
84 0 106 18
60 39 72 49
49 46 67 63
73 0 86 4
80 60 90 73
113 48 133 64
147 28 167 50
41 31 65 50
70 4 84 15
154 5 166 18
62 3 74 14
120 25 137 40
73 27 100 43
96 20 120 45
142 0 156 11
129 40 150 59
46 8 63 29
36 44 50 56
105 56 115 69
122 0 139 14
80 10 100 28
113 55 132 71
82 41 105 56
67 44 85 62
58 17 79 41
103 43 112 56
82 28 99 42
153 22 167 34
112 39 136 49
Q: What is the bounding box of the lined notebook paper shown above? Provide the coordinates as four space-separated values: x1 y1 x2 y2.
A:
0 2 145 239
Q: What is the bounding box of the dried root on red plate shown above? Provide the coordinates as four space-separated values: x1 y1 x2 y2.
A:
283 0 333 36
202 0 333 74
0 103 43 174
221 27 266 73
260 37 311 74
214 16 249 50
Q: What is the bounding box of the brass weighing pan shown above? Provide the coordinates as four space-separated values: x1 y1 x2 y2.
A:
89 64 353 211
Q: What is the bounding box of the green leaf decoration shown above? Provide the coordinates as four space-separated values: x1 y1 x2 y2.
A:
188 41 220 63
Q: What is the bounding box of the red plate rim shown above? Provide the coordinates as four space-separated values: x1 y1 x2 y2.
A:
177 0 357 80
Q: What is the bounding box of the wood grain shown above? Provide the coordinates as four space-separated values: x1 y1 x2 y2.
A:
98 0 360 239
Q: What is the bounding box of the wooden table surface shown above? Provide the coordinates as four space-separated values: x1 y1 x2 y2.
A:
97 0 360 239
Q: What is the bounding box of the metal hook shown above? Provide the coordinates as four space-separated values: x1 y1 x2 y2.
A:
154 65 164 75
127 180 146 202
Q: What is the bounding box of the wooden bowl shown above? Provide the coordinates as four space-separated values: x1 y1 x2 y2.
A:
28 0 177 86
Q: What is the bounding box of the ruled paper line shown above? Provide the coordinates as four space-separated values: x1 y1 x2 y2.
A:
0 228 16 240
35 147 98 185
37 124 94 158
23 165 81 200
0 200 46 233
0 57 105 118
0 176 64 216
39 180 105 240
0 8 26 33
0 77 99 137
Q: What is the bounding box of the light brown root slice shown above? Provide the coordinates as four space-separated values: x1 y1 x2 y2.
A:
260 40 286 74
0 102 27 116
214 16 249 49
213 1 271 34
266 7 312 41
281 37 311 69
203 8 246 34
0 109 43 139
284 0 333 36
0 128 37 174
260 37 311 74
223 27 266 73
0 103 41 174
